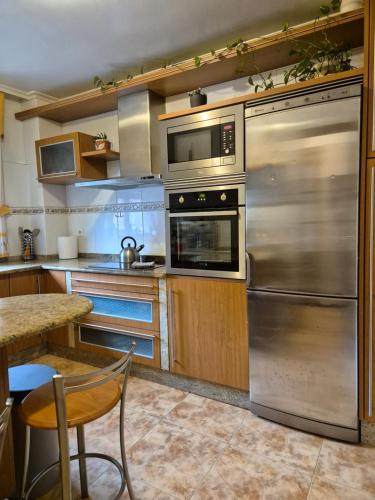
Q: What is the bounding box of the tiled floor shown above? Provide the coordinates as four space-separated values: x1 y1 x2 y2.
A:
28 355 375 500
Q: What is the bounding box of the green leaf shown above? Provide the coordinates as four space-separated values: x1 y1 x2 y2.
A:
320 5 330 15
194 55 202 68
282 21 289 33
331 0 341 12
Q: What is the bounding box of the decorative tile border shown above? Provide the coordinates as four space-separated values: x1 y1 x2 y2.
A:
9 201 165 215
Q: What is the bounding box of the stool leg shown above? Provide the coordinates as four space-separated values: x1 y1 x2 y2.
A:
56 423 72 500
119 401 135 500
76 425 89 499
21 425 30 499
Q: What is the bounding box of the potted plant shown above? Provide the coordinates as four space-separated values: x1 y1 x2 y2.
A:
93 132 110 150
188 88 207 107
283 33 352 83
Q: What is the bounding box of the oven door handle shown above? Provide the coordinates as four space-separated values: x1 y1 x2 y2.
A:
168 210 238 218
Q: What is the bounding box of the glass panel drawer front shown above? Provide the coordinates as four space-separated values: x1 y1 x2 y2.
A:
82 294 153 323
80 325 154 359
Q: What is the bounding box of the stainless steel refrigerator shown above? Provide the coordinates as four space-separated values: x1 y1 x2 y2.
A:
245 79 362 442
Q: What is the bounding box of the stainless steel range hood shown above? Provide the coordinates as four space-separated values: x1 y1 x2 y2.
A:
75 90 165 190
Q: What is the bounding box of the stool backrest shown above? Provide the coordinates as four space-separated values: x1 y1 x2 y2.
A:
51 343 136 462
0 398 13 463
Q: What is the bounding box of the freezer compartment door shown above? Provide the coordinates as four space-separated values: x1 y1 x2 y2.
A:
249 291 358 429
246 97 360 296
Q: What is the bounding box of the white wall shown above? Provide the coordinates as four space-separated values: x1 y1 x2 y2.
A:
2 94 69 256
2 46 363 257
62 111 165 256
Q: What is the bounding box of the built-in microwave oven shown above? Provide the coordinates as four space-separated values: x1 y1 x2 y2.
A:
160 104 244 181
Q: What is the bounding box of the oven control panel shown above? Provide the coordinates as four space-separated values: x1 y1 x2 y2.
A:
170 189 238 210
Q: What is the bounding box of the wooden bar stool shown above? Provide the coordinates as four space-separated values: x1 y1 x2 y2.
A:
0 398 13 462
18 344 136 500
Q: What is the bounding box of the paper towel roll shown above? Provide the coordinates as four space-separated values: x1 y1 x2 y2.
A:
58 236 78 260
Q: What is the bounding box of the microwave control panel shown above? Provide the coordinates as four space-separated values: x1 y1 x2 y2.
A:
220 121 235 164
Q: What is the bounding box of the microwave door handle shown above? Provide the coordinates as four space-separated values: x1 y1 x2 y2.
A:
168 210 238 218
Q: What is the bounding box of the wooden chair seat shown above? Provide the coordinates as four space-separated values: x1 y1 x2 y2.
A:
19 378 121 429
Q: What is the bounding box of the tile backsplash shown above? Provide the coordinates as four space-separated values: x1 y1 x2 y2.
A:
66 185 165 256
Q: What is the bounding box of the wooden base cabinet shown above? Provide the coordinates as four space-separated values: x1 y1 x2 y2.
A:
167 276 248 391
41 270 70 347
7 270 42 355
366 0 375 157
71 272 161 368
365 159 375 420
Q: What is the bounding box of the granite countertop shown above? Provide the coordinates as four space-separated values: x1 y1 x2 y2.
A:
0 259 166 278
0 293 92 347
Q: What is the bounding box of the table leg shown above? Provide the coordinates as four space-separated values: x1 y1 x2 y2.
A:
0 346 16 498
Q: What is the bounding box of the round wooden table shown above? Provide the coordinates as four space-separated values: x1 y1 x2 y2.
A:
0 293 92 498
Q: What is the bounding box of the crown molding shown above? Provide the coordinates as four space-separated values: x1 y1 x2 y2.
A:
0 83 57 102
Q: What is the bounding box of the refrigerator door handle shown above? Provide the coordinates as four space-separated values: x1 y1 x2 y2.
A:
246 252 251 288
369 168 374 417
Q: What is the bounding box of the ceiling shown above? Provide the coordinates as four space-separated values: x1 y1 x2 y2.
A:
0 0 324 98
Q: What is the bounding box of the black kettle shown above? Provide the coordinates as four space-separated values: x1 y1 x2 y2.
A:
119 236 144 266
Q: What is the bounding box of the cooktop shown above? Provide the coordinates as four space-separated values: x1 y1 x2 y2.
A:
87 261 163 271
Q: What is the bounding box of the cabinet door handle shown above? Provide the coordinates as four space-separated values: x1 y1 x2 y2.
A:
245 252 251 288
75 291 158 303
369 168 374 417
168 289 176 367
36 275 41 294
72 278 155 288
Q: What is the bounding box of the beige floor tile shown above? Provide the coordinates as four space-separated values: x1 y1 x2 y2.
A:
165 393 248 442
230 412 322 473
90 468 178 499
128 420 226 499
83 405 161 458
315 440 375 494
70 457 111 496
191 445 311 500
29 354 97 376
307 477 374 500
126 377 187 417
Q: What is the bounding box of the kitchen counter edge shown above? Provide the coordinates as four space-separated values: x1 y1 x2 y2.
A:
0 259 166 278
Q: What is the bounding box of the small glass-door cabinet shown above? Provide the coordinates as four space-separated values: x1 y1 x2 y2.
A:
35 132 107 184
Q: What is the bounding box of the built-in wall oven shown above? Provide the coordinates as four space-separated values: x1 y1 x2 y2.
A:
165 179 245 279
160 104 244 180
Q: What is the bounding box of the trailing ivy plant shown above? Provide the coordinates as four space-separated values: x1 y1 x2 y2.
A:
248 0 354 92
93 0 348 93
283 32 352 84
248 72 276 93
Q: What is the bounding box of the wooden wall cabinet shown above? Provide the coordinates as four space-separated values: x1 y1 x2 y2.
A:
167 276 248 391
35 132 107 184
